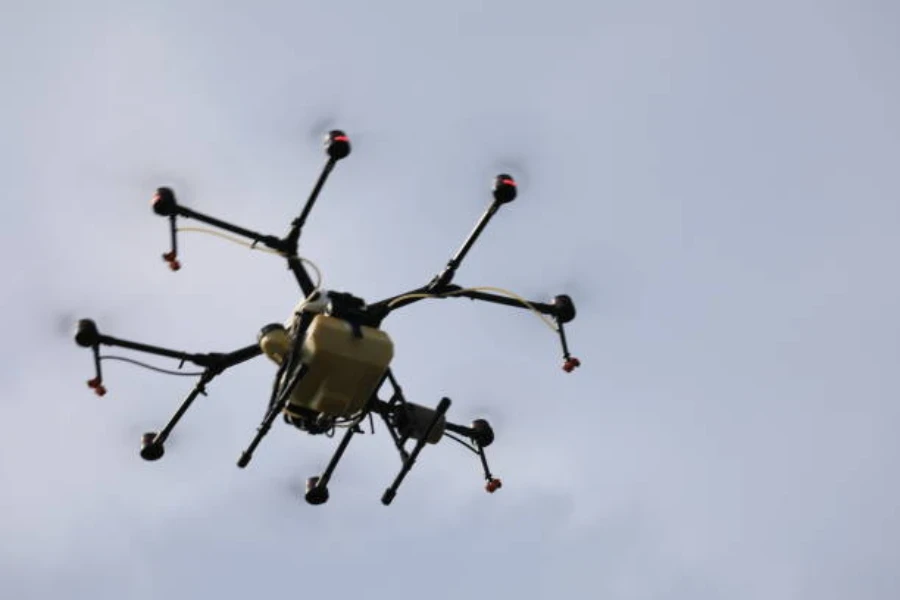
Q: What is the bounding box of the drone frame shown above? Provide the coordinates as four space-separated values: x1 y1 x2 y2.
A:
74 130 580 506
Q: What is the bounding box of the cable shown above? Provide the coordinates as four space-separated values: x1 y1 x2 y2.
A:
444 432 479 454
177 226 282 255
99 355 205 377
176 226 324 290
386 286 559 331
299 258 324 292
333 409 367 429
178 227 547 332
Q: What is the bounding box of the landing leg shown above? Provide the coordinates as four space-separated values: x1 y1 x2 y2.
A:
140 370 217 461
381 397 451 505
237 363 308 468
305 423 358 505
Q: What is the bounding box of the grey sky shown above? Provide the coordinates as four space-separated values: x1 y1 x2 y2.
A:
2 1 899 598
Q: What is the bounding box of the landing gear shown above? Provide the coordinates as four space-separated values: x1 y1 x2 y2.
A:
297 416 362 506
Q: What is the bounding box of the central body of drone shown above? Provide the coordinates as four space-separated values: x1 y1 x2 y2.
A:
74 130 580 506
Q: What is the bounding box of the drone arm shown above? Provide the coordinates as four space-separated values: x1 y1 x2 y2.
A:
286 255 318 297
279 155 338 297
152 189 285 252
366 285 430 319
173 205 285 251
442 420 501 493
450 288 562 318
278 133 352 296
150 132 350 295
369 284 580 372
427 175 518 290
74 319 263 396
367 174 568 321
93 333 208 365
211 343 265 370
151 188 321 296
370 284 574 323
446 288 580 371
430 202 501 290
283 155 339 249
88 331 256 370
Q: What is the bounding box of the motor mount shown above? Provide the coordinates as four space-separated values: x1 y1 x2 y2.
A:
75 319 100 347
151 187 178 216
470 419 495 447
325 130 351 160
492 174 517 204
395 402 447 445
553 294 576 324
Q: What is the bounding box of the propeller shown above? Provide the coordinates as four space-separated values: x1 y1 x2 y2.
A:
252 84 380 158
487 154 533 192
461 399 509 433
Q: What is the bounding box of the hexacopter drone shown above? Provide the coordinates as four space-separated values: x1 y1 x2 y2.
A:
73 130 580 506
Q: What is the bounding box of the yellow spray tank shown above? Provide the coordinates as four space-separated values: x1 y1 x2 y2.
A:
258 291 394 419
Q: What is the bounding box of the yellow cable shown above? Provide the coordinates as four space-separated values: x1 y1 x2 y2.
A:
176 226 323 289
386 286 559 331
177 227 283 255
178 227 555 332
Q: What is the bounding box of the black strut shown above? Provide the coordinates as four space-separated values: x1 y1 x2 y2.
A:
381 396 451 505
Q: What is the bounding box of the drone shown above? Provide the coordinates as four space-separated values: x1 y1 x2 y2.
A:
73 130 581 506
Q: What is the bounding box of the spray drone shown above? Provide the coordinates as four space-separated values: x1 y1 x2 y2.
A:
74 130 581 506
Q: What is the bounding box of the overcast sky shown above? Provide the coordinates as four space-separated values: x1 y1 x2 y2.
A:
2 1 899 598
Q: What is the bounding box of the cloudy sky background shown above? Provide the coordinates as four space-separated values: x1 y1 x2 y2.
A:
2 1 899 598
